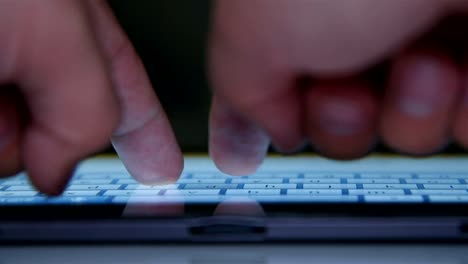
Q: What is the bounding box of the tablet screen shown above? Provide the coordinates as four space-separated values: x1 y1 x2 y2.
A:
1 155 468 218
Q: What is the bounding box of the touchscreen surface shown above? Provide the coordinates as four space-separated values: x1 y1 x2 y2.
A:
1 155 468 206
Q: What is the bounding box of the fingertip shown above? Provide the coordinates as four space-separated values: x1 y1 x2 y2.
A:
304 80 379 160
23 127 78 195
209 96 269 176
210 149 264 176
112 114 184 185
381 49 460 155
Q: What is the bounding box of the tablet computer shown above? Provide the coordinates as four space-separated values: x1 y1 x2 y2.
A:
1 154 467 242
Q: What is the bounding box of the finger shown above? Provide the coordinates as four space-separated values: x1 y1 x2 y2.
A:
85 0 183 184
210 23 303 152
0 87 27 177
380 49 461 154
209 95 270 175
452 64 468 147
8 1 120 195
304 81 379 159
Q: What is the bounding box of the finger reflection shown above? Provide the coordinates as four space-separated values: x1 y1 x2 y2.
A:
122 185 267 217
214 197 266 217
123 185 184 216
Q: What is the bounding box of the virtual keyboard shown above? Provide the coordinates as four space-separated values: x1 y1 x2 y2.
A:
1 171 468 204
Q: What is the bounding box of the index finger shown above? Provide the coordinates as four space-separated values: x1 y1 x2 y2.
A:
85 0 183 184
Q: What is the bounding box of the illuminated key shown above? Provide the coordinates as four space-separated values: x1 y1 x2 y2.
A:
362 184 417 189
289 179 341 184
406 179 460 184
225 189 281 196
165 189 220 196
231 178 283 184
287 189 342 195
349 189 405 195
303 184 356 189
243 184 296 189
360 173 412 179
0 191 38 197
347 179 400 184
423 184 468 190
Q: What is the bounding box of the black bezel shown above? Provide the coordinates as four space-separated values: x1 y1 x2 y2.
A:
1 202 467 221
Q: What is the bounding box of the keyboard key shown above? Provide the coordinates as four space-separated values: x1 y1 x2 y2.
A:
72 179 114 185
184 184 239 189
46 196 108 204
417 173 467 179
364 195 423 203
406 179 460 184
244 173 297 178
7 173 27 180
231 178 284 184
347 179 400 184
0 180 29 186
273 195 359 202
177 179 227 184
429 196 468 202
410 189 468 195
289 179 341 184
360 173 412 179
116 179 139 184
66 184 121 190
225 189 281 196
177 173 192 179
0 197 46 204
423 184 468 190
0 191 38 197
304 173 354 178
113 196 225 203
62 191 100 196
303 184 356 189
243 184 296 189
7 186 36 191
125 184 179 190
362 184 417 189
165 190 220 196
287 189 342 195
349 189 405 195
78 173 131 180
104 190 161 196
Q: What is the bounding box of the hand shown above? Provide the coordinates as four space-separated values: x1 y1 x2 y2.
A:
209 0 468 174
0 0 183 195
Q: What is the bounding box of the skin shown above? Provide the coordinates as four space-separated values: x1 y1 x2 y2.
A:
0 0 182 195
1 0 468 193
209 0 468 174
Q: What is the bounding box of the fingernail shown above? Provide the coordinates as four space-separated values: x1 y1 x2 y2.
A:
397 57 443 117
319 99 365 136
